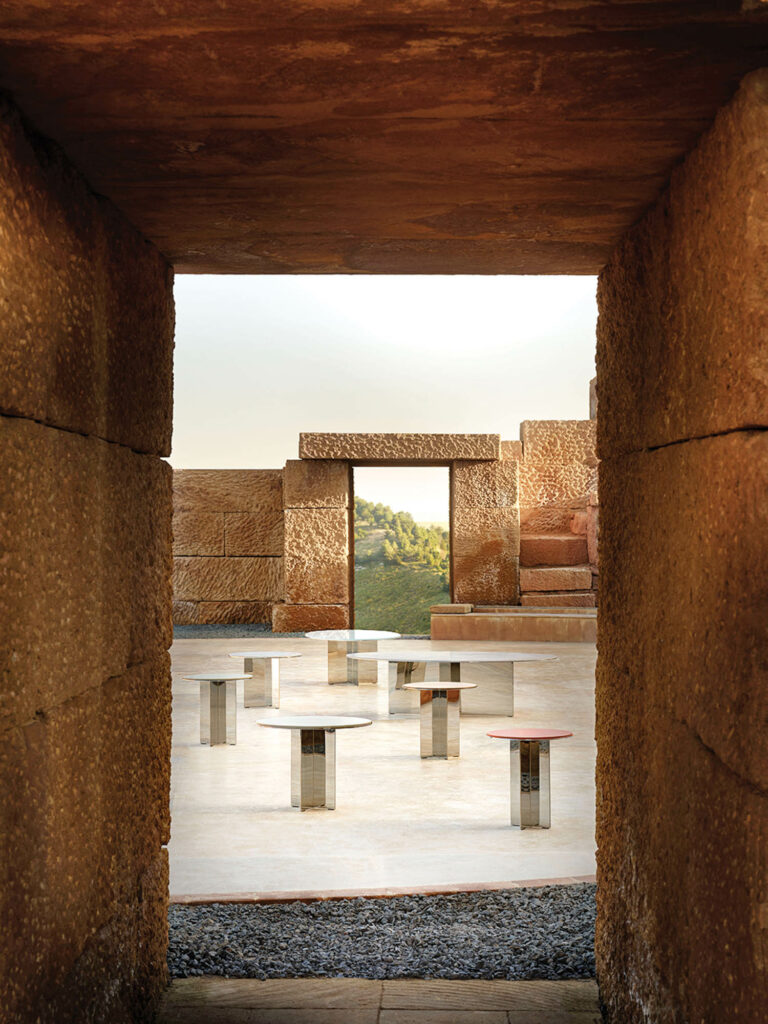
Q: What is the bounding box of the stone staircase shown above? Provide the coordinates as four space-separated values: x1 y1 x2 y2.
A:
519 533 596 608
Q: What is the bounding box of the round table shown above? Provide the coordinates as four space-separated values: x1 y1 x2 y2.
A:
258 716 373 810
348 649 557 715
228 650 302 708
487 727 573 829
183 672 252 746
305 629 401 686
403 681 477 758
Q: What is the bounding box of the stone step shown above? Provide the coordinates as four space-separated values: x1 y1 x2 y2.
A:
521 591 595 608
473 604 596 617
519 565 593 592
431 609 596 643
520 534 588 567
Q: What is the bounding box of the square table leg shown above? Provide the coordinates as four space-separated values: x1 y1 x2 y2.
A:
510 739 551 828
459 662 515 717
291 728 337 810
200 680 237 745
327 641 350 684
244 658 280 708
419 688 462 758
389 661 425 714
352 640 379 685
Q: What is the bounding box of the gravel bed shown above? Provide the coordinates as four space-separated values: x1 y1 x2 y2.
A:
173 625 429 640
168 884 595 980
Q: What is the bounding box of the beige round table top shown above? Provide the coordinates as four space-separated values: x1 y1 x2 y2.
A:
403 681 478 691
183 672 252 681
229 651 302 660
305 629 401 641
348 650 557 664
257 716 373 730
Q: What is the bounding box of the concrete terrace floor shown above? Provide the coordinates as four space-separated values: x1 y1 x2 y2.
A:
158 978 602 1023
169 638 596 897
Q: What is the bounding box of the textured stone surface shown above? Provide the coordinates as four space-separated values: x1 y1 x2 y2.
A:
587 506 599 569
0 95 173 456
589 378 597 421
452 460 518 508
500 440 523 461
173 601 272 626
284 508 348 561
173 557 283 603
284 459 350 508
598 70 768 457
224 511 284 557
284 557 350 605
520 567 592 592
519 507 575 534
272 604 350 633
431 612 596 644
518 463 598 509
521 593 595 608
300 433 500 462
430 604 474 615
173 512 224 557
0 416 173 727
174 470 283 513
2 655 171 1022
521 422 598 466
452 508 520 605
2 6 768 274
519 535 588 567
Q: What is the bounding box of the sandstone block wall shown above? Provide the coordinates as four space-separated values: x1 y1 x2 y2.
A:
172 470 284 625
595 70 768 1024
299 432 500 461
276 459 352 631
0 96 173 1023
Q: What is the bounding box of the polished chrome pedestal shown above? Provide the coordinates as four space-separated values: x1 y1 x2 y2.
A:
329 640 378 684
510 739 551 828
388 661 426 713
199 680 237 745
243 657 280 707
290 728 337 810
418 688 462 758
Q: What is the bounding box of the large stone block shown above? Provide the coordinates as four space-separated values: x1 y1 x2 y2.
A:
0 416 172 730
0 96 173 456
172 600 199 625
519 566 592 592
520 420 598 466
519 534 588 567
520 592 595 607
452 460 518 508
1 655 170 1022
597 71 768 459
452 507 520 605
173 469 282 513
284 556 349 605
172 512 224 556
518 460 598 508
197 601 273 625
283 459 350 508
500 440 522 461
272 603 350 632
224 510 284 556
173 556 283 602
519 506 574 534
299 432 500 461
283 507 348 561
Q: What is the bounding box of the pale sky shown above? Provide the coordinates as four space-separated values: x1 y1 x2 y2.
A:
171 275 597 520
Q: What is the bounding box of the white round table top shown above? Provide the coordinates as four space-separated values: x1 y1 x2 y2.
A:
347 650 557 664
403 681 478 691
258 716 373 730
183 672 252 681
228 651 303 660
305 629 401 641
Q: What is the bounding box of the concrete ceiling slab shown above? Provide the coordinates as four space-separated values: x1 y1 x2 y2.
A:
1 1 767 274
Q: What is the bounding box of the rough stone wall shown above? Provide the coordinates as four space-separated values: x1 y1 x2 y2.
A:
518 420 598 534
273 460 352 632
0 95 174 1023
595 70 768 1024
172 470 284 624
451 459 520 604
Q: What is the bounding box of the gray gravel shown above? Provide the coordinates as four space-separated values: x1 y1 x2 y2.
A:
168 883 595 980
173 624 429 640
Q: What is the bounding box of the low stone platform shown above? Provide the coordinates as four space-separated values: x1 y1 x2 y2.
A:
431 607 596 644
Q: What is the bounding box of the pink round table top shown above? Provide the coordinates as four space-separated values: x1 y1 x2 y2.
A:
487 728 573 741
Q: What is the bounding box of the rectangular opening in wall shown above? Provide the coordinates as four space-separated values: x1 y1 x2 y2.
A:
353 466 450 635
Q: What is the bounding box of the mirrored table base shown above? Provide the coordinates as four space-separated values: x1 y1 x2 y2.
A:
243 657 280 708
199 680 237 745
509 739 551 828
291 729 337 810
418 688 463 758
328 640 378 685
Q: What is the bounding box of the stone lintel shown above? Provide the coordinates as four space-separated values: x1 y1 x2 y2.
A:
299 433 500 462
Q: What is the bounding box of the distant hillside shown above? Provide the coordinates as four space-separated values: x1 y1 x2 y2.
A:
354 496 449 633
